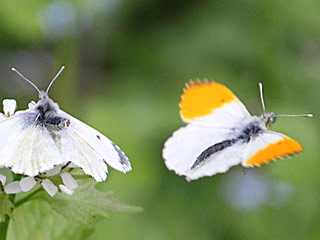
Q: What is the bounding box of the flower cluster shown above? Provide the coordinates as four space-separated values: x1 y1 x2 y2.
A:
0 99 79 197
0 164 79 197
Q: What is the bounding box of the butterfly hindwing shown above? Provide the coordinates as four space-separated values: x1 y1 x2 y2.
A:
163 124 244 181
242 130 303 167
53 128 108 182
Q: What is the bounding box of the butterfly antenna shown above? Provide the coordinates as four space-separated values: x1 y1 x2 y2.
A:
277 114 313 118
46 66 65 94
259 82 266 113
11 67 41 95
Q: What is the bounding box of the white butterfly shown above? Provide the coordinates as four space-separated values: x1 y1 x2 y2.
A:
0 66 131 182
163 80 312 181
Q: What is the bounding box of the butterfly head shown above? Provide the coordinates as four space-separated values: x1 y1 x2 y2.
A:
39 90 49 100
11 67 70 130
37 90 58 107
262 112 277 128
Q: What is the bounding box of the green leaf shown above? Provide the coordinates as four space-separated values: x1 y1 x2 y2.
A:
32 180 143 224
7 200 94 240
0 192 14 222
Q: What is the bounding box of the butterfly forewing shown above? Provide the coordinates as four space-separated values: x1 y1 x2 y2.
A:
10 126 65 176
58 110 132 174
180 82 251 127
0 109 65 175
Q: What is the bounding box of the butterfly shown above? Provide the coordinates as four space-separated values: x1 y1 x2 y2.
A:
162 80 312 181
0 66 131 182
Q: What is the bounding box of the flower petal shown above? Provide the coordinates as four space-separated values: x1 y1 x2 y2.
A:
28 101 36 109
67 163 78 168
45 165 62 177
59 184 74 195
3 99 17 117
19 177 37 192
4 181 22 194
0 174 6 185
60 172 78 190
41 179 58 197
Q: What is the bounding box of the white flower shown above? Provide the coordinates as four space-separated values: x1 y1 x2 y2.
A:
45 165 62 177
0 174 6 185
28 101 36 109
1 164 79 197
0 99 17 120
41 179 58 197
61 172 78 190
4 181 22 194
59 184 74 195
3 99 17 117
19 177 37 192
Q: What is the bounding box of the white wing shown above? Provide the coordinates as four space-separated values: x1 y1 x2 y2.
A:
0 114 5 121
58 109 132 174
163 124 244 181
52 129 109 182
0 110 66 176
0 107 130 181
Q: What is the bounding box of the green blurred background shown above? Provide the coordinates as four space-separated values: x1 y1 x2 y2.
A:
1 0 320 239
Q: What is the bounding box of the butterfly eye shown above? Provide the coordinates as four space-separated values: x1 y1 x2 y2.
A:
266 119 271 127
66 119 71 127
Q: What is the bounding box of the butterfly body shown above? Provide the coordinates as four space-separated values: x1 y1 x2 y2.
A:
191 112 276 170
163 81 310 181
26 92 69 131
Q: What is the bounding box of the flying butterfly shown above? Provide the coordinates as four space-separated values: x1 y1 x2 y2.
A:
0 66 131 182
162 80 312 181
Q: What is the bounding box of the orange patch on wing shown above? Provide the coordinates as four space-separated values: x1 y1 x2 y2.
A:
245 137 303 166
180 81 239 121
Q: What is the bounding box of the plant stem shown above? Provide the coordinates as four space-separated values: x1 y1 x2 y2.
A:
14 188 41 208
0 174 22 240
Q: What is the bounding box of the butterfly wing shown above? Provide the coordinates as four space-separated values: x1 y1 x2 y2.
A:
242 130 303 167
163 124 244 181
0 114 5 121
180 81 251 127
52 128 109 182
0 110 66 176
57 110 132 174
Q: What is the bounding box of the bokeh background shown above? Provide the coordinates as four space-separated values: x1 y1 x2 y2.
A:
1 0 320 239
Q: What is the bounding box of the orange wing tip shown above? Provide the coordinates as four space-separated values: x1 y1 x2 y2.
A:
180 80 239 121
244 153 299 168
184 78 211 87
184 78 210 91
244 137 303 167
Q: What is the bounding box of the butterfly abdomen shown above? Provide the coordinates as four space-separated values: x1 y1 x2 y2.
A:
191 138 238 169
191 118 264 170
